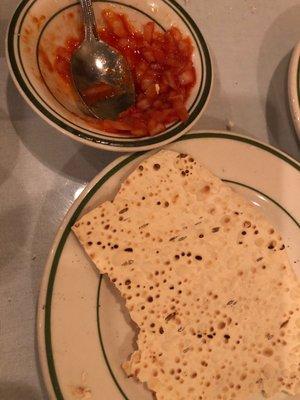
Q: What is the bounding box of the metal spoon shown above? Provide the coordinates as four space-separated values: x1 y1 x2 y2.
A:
71 0 135 120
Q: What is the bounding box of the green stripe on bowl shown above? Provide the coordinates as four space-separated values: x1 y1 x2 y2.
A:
34 1 176 140
7 0 212 148
40 132 299 400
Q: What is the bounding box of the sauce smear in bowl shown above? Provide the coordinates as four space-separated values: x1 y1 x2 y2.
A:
53 9 196 137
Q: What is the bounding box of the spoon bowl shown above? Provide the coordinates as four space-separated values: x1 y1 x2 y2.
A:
71 0 135 120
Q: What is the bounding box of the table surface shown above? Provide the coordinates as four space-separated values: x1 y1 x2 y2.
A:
1 0 300 399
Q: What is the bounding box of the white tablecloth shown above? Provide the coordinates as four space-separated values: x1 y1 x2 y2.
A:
0 0 299 398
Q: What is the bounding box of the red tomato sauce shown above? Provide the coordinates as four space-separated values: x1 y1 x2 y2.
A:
52 9 196 137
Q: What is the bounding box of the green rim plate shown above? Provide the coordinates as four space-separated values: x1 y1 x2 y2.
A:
37 131 300 400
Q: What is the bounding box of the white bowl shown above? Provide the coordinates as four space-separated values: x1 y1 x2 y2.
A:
288 40 300 138
6 0 212 152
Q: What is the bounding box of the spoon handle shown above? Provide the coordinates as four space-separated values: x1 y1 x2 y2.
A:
80 0 98 42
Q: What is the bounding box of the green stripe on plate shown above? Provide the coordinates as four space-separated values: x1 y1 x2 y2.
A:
96 178 299 400
180 133 300 171
224 179 300 228
44 151 140 400
43 132 299 399
97 276 130 400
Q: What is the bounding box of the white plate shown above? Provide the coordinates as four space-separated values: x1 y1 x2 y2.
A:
37 131 300 400
288 41 300 138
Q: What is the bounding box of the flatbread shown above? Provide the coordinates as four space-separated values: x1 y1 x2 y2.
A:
72 150 300 400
